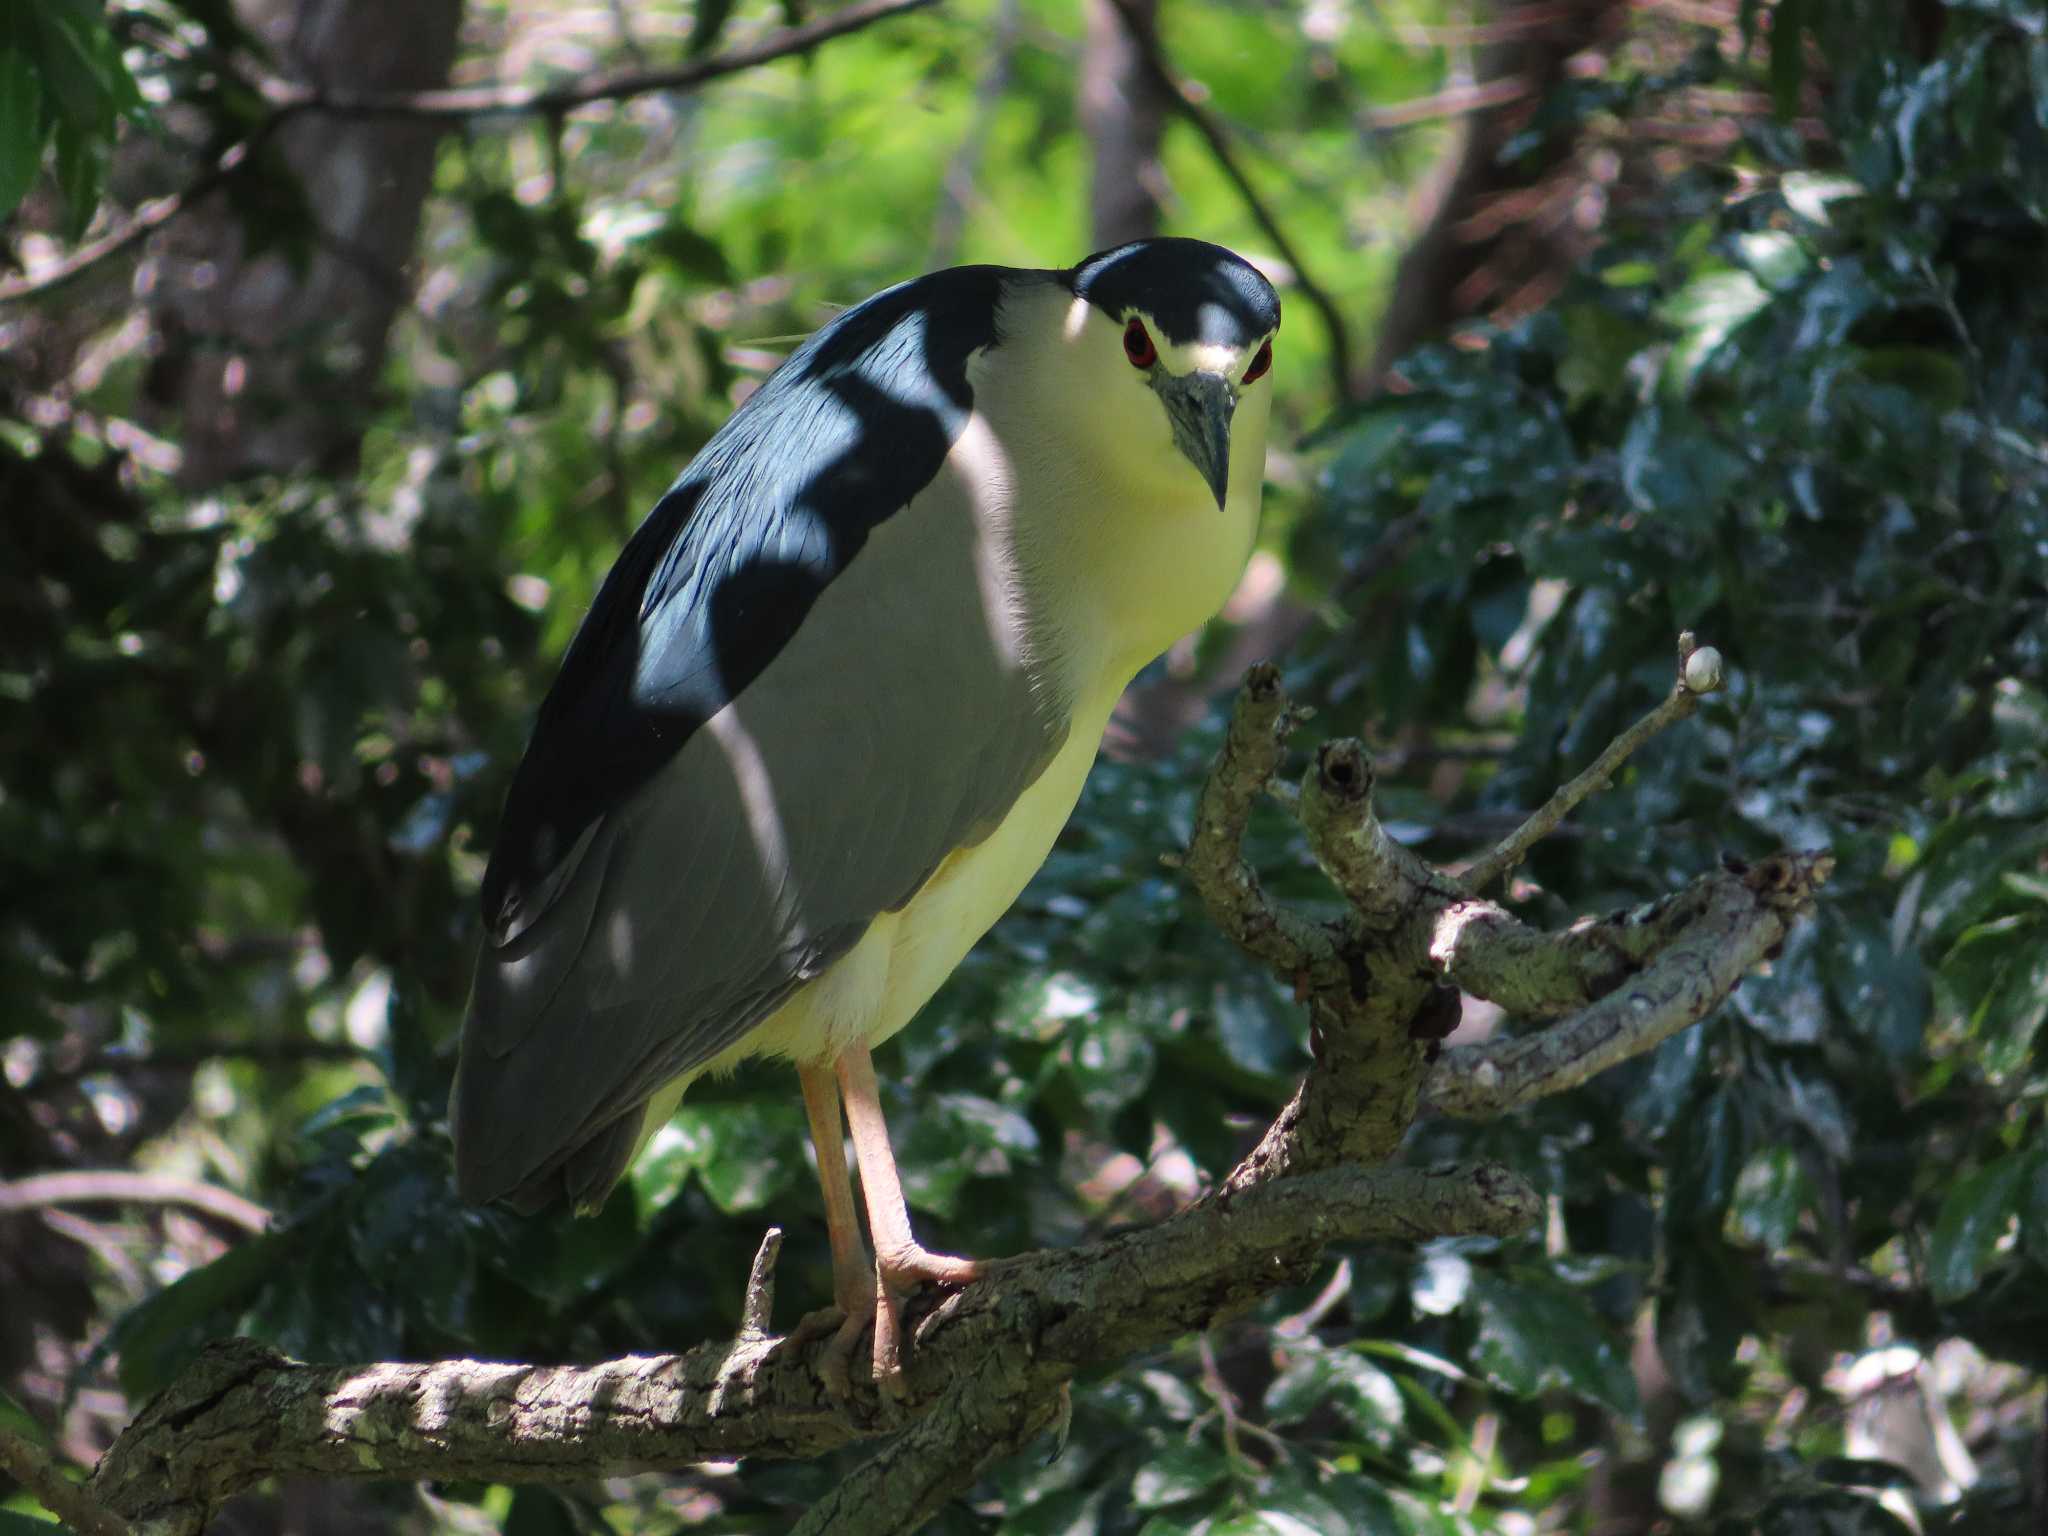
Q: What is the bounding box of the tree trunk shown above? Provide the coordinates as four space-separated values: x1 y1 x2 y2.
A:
144 0 465 487
1079 0 1167 250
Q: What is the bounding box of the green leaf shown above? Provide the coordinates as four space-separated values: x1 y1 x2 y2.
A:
649 222 733 283
1780 172 1864 225
297 1083 392 1142
1731 1146 1815 1250
50 114 106 241
1929 1154 2030 1302
1754 1488 1917 1534
0 1513 63 1533
1469 1268 1640 1420
0 1389 46 1446
0 49 43 223
1263 1346 1404 1445
684 1100 802 1215
1939 912 2048 1079
2024 1152 2048 1271
1618 406 1745 526
1658 1241 1751 1401
1667 1087 1744 1234
1129 1439 1230 1509
1659 270 1772 389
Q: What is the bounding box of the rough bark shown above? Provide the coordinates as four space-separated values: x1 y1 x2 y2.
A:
92 1166 1538 1535
86 633 1828 1536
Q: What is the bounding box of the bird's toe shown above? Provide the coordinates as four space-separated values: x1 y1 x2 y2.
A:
876 1241 984 1291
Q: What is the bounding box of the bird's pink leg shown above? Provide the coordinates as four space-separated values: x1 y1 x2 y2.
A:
836 1041 983 1394
795 1062 874 1397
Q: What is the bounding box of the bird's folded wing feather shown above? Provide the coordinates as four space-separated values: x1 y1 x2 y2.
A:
452 265 1069 1207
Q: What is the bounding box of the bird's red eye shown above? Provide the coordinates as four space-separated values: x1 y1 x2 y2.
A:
1242 339 1273 384
1123 318 1157 369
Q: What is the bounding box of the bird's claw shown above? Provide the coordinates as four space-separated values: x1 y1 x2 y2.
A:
869 1242 985 1395
792 1301 874 1401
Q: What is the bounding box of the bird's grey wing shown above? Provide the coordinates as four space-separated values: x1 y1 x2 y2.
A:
453 265 1069 1209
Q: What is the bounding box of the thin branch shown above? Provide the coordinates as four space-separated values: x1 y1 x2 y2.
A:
0 138 262 306
0 1171 271 1234
1424 850 1834 1116
1459 634 1725 893
1362 75 1538 131
251 0 940 120
0 1423 133 1536
0 0 939 307
1100 0 1359 400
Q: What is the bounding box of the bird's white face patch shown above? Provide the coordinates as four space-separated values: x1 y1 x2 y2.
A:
1118 306 1272 389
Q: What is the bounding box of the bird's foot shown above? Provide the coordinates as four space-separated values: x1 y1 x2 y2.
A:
791 1300 876 1400
869 1242 986 1396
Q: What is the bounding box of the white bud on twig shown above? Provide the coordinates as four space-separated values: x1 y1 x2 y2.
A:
1682 646 1725 694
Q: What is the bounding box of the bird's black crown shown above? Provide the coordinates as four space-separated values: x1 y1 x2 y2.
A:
1067 238 1281 349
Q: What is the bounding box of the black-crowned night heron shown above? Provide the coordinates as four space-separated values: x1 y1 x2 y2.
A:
453 238 1280 1391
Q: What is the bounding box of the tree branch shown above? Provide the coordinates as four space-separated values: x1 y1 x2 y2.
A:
1460 634 1725 893
1183 662 1334 976
1297 738 1454 930
91 1164 1535 1535
0 0 939 307
88 630 1820 1531
0 1423 133 1536
1425 876 1720 1019
1425 850 1834 1116
0 1171 272 1235
247 0 940 121
0 139 264 306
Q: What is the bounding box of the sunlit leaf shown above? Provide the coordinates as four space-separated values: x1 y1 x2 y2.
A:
1930 1153 2030 1303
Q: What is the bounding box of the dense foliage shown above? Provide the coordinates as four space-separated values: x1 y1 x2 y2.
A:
3 0 2043 1531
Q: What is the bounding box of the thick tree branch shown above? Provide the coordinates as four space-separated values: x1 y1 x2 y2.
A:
1298 738 1454 930
91 1164 1535 1535
1426 876 1720 1019
1425 850 1833 1115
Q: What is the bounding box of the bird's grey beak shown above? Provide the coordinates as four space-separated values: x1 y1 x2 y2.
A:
1152 369 1238 511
